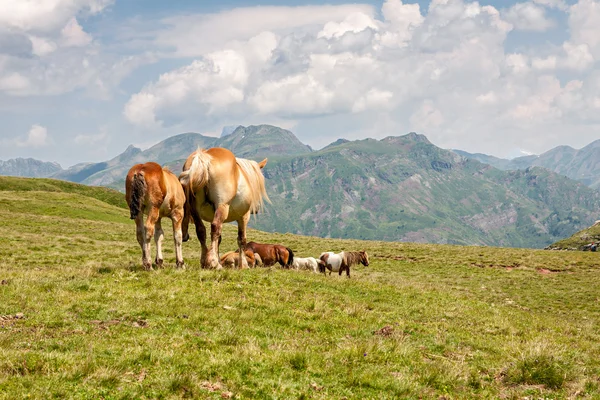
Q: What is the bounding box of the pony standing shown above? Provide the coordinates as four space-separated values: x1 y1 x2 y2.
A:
125 162 186 270
246 241 294 268
180 148 269 269
319 251 369 277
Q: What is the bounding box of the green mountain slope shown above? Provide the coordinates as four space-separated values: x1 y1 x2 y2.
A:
252 134 600 248
215 125 312 159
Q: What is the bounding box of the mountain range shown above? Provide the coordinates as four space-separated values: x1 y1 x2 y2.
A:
2 125 599 248
454 140 600 189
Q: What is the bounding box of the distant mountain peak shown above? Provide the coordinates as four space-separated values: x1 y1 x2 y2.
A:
220 125 241 138
382 132 431 145
123 145 142 155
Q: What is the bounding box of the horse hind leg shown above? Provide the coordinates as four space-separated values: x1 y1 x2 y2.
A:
236 213 250 269
154 218 165 268
172 210 185 269
142 207 159 270
207 204 229 269
135 214 150 270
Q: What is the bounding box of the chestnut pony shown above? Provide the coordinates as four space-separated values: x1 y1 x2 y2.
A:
180 148 269 269
125 162 186 270
246 241 294 268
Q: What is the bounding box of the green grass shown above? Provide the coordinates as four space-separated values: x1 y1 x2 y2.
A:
1 177 600 399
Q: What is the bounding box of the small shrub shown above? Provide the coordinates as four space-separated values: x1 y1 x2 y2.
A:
505 355 566 389
289 353 308 371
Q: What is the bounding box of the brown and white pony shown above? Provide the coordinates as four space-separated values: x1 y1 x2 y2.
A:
125 162 186 270
220 250 261 269
246 241 294 268
318 251 369 277
180 147 269 269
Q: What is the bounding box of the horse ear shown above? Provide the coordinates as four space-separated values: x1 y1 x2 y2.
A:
258 158 268 169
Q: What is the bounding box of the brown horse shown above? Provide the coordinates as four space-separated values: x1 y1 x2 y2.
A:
220 250 260 269
318 251 369 277
180 147 269 269
246 241 294 268
125 162 186 270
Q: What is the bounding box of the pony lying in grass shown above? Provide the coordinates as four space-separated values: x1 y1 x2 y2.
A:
220 250 262 269
319 251 369 277
292 257 319 273
125 162 186 270
180 148 269 269
246 241 294 268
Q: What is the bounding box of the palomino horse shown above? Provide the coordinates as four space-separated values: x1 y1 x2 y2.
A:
125 162 186 270
292 257 319 273
246 241 294 268
220 250 262 269
319 251 369 277
180 148 269 269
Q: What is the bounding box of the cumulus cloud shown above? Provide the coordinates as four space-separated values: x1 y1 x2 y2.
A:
120 0 600 157
502 2 555 31
0 0 129 97
15 125 49 148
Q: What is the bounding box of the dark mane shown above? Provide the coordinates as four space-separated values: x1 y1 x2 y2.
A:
344 251 364 267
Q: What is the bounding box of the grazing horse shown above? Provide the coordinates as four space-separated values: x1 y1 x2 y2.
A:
125 162 186 270
180 148 269 269
319 251 369 277
292 257 319 273
246 241 294 268
220 250 258 269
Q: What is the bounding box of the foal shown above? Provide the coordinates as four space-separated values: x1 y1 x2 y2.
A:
125 162 186 270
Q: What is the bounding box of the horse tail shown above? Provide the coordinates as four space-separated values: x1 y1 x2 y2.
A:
129 172 146 220
318 253 329 273
236 158 271 215
286 247 294 268
179 149 211 194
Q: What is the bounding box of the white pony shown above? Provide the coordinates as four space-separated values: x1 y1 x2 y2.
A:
318 251 369 277
292 257 319 273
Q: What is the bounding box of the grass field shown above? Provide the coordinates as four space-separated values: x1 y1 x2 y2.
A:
1 178 600 399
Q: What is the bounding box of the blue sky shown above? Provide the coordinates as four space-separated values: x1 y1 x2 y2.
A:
0 0 598 167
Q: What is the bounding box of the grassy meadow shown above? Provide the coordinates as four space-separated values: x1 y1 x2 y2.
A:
1 177 600 399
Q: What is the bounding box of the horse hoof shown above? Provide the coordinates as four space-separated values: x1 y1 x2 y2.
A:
176 261 185 269
143 262 153 271
155 258 164 268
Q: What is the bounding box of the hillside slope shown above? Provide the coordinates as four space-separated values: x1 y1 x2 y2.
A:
2 179 600 398
0 176 126 209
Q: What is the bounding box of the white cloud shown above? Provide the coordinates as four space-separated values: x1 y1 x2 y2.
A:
0 0 131 98
15 124 49 148
502 2 555 32
0 0 113 32
533 0 568 10
61 17 92 47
